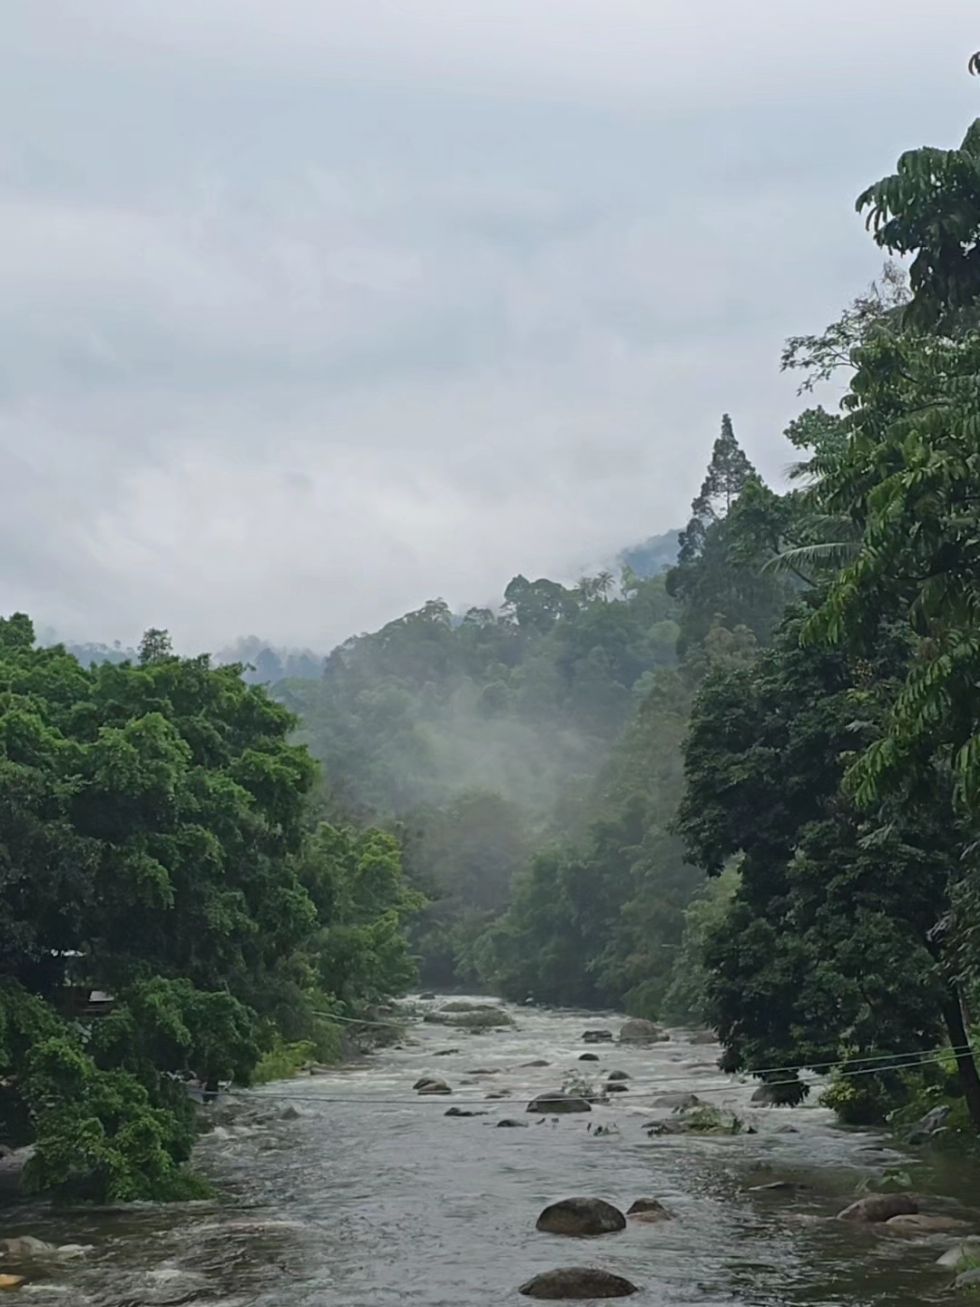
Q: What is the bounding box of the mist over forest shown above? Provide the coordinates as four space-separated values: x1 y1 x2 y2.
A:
10 18 980 1246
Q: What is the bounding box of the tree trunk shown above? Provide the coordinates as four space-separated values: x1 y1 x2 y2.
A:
941 984 980 1131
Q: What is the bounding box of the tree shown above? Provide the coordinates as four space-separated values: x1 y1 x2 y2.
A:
676 415 756 566
0 616 421 1198
856 120 980 331
679 612 980 1123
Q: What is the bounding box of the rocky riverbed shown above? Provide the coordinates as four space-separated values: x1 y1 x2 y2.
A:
1 997 979 1304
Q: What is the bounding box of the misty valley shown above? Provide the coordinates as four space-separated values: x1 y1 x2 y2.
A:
8 37 980 1307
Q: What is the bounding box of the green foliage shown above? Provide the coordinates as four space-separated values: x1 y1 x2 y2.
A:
821 1073 899 1127
0 618 420 1200
252 1038 319 1084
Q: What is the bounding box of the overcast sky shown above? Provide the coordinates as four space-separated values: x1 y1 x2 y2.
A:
2 2 978 651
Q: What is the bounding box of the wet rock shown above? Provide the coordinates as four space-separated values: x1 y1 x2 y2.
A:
627 1198 672 1222
937 1237 980 1269
652 1092 701 1110
433 1048 460 1056
528 1091 592 1114
583 1029 614 1044
519 1268 638 1298
775 1124 799 1134
536 1197 626 1236
687 1030 719 1045
445 1106 488 1117
280 1105 301 1121
440 1000 494 1013
607 1070 630 1081
746 1180 803 1194
427 1008 515 1030
579 1053 600 1061
907 1104 951 1145
418 992 436 1000
466 1068 499 1075
0 1276 25 1290
605 1082 629 1093
837 1194 918 1223
521 1060 551 1068
0 1237 55 1257
486 1090 511 1099
957 1269 980 1291
497 1118 529 1128
750 1083 784 1105
885 1213 970 1236
414 1077 452 1095
619 1019 667 1044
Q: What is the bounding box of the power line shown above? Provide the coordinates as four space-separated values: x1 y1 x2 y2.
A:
219 1046 967 1108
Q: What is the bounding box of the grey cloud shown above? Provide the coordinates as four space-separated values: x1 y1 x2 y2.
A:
1 2 977 649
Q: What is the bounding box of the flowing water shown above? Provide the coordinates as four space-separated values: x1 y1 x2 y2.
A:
2 998 979 1305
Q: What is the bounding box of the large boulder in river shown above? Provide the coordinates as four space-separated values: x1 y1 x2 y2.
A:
619 1018 667 1044
886 1213 970 1236
414 1077 452 1095
653 1092 701 1110
519 1268 638 1299
837 1194 918 1223
628 1198 672 1222
528 1091 591 1114
583 1029 614 1044
579 1053 600 1062
0 1237 55 1257
536 1197 626 1236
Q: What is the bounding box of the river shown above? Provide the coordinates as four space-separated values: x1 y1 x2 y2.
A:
2 997 978 1305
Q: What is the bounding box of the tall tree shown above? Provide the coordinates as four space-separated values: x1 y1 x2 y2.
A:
677 415 756 566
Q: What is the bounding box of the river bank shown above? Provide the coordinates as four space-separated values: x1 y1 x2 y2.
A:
1 997 979 1305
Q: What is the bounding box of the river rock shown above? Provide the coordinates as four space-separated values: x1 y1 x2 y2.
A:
886 1213 970 1236
579 1053 600 1061
418 992 436 1000
627 1198 672 1221
750 1083 784 1105
605 1082 629 1093
521 1060 550 1068
440 1000 493 1013
583 1030 614 1044
467 1068 500 1075
445 1106 488 1117
536 1197 626 1236
487 1090 511 1098
937 1237 980 1269
528 1091 591 1114
0 1237 55 1257
653 1092 701 1110
957 1269 980 1291
281 1105 301 1121
746 1180 802 1194
414 1077 452 1095
0 1276 25 1290
497 1118 529 1128
619 1019 667 1044
607 1070 629 1081
907 1104 951 1145
433 1047 460 1056
687 1030 719 1045
519 1268 638 1298
837 1194 918 1223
